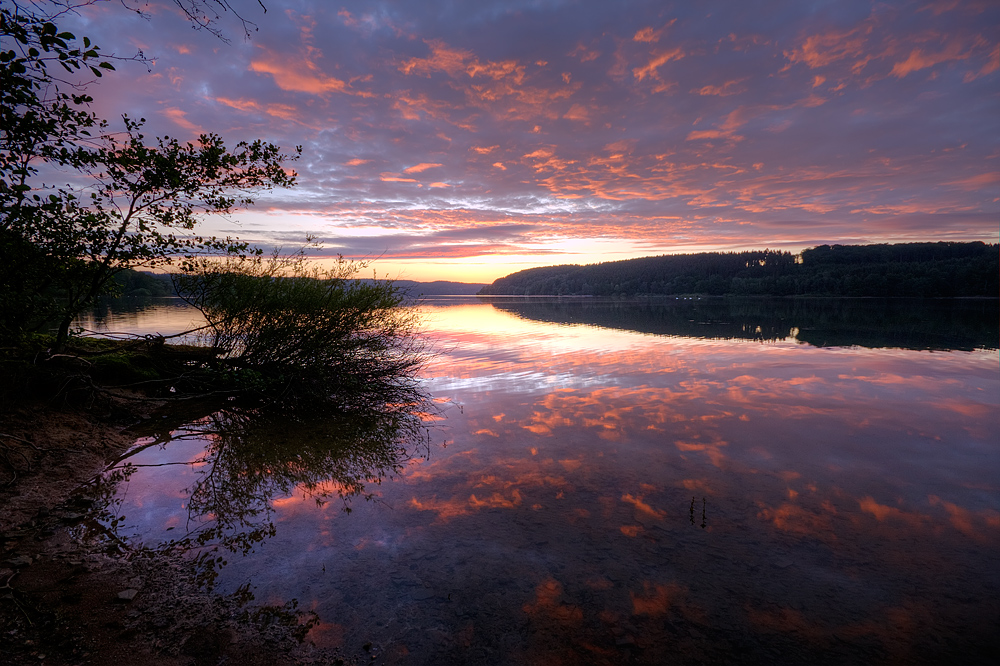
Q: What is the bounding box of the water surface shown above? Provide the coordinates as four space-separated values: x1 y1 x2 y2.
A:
89 298 1000 664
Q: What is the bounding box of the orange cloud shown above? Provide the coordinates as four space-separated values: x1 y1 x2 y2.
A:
523 579 583 625
946 171 1000 190
633 20 676 44
400 40 525 82
630 581 685 616
686 129 730 141
469 489 522 509
163 107 201 133
858 496 925 527
632 48 685 81
784 24 873 69
633 27 659 43
250 52 348 94
569 44 601 63
403 162 443 173
408 495 469 521
928 495 1000 541
213 97 302 123
964 43 999 81
891 39 976 77
757 501 835 539
562 104 590 122
622 493 666 520
380 174 419 183
692 78 746 96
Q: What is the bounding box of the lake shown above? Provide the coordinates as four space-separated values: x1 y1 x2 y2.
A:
79 296 999 664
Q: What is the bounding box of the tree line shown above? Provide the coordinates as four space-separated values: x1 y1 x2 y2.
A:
478 242 999 297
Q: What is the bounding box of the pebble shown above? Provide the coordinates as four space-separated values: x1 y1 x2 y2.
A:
117 589 139 602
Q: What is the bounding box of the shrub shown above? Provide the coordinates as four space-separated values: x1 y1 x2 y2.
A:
176 249 426 406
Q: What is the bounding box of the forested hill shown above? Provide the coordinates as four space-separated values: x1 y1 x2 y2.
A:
478 242 999 297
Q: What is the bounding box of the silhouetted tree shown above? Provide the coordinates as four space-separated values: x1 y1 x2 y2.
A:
1 3 298 345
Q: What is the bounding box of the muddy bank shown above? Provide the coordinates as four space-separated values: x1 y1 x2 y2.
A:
0 400 352 665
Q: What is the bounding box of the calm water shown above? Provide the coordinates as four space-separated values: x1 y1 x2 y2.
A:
84 298 999 664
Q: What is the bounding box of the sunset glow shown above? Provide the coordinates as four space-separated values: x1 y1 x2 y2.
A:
63 0 999 282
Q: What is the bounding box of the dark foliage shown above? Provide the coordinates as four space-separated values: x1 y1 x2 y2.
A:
1 4 298 347
479 242 998 298
175 250 427 407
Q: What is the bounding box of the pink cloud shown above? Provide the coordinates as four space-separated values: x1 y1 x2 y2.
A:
404 163 444 173
632 48 685 82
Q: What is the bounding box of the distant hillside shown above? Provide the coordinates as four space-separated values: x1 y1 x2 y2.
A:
371 280 486 296
111 270 176 298
107 273 484 298
478 242 999 298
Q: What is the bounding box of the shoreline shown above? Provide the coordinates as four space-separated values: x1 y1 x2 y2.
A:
0 397 350 665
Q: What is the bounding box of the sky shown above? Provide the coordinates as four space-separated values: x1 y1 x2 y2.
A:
57 0 1000 282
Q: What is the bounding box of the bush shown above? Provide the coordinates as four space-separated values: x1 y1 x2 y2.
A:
176 249 426 406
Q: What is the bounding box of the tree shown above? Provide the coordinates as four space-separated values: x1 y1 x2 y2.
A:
0 2 299 346
141 0 269 42
1 2 111 340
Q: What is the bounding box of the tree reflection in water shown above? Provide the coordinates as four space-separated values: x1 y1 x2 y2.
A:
90 396 435 587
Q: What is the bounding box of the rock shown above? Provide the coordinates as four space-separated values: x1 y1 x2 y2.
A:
5 555 33 568
117 589 139 602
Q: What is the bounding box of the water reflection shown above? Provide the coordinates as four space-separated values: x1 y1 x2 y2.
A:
689 497 706 529
72 296 207 341
92 300 999 664
91 401 432 587
487 296 999 350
